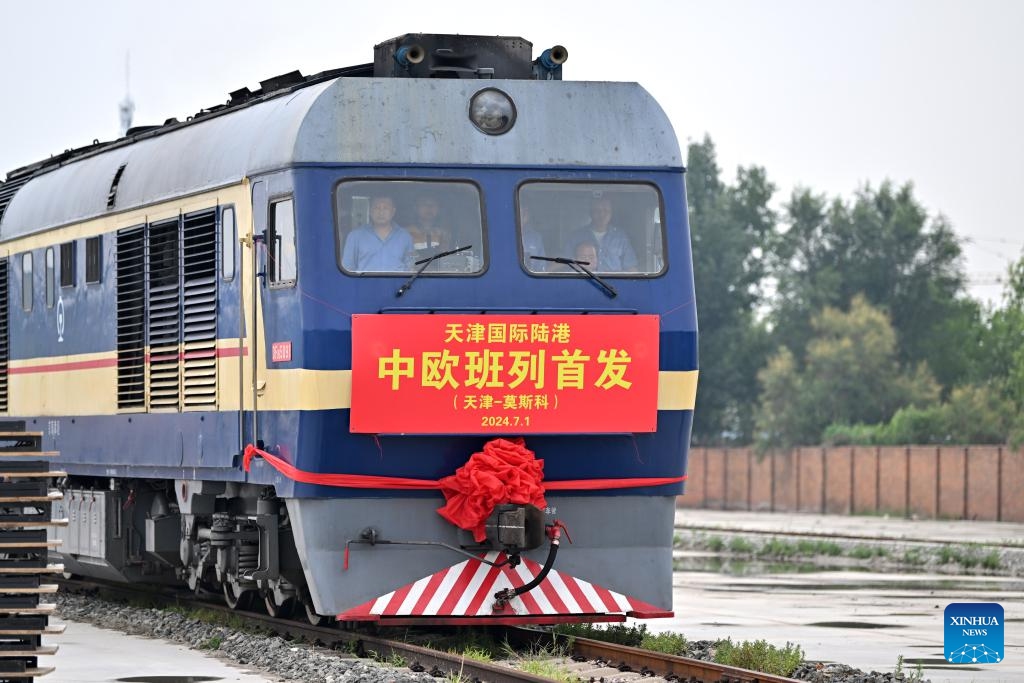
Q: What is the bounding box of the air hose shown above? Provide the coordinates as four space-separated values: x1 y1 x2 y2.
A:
493 520 570 608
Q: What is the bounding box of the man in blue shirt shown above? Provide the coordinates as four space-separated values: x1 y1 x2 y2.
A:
342 196 414 272
563 197 638 272
520 204 547 271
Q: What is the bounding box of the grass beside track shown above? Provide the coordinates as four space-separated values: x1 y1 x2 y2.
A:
554 623 805 677
677 531 1005 572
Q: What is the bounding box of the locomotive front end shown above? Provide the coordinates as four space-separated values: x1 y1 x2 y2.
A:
324 313 672 623
243 34 698 625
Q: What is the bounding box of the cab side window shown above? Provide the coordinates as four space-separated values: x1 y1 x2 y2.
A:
221 207 236 281
21 253 32 312
45 248 55 308
269 198 297 285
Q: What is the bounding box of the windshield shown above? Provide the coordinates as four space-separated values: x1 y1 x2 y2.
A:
518 182 665 276
336 180 485 275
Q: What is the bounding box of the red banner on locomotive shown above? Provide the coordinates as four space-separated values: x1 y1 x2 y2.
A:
350 314 659 433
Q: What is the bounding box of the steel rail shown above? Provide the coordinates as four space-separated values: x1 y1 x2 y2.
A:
547 631 803 683
58 578 553 683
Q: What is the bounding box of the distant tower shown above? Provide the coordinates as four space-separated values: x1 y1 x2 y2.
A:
119 52 135 136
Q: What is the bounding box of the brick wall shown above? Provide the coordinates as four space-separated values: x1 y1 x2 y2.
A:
678 445 1023 522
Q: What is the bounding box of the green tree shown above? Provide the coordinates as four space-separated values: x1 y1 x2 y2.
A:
975 253 1024 443
756 296 938 448
753 347 814 447
825 256 1024 447
770 182 980 390
687 136 773 444
943 385 1016 444
825 384 1015 446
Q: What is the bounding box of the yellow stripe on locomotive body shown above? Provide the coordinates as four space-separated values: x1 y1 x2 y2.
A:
7 343 697 415
657 371 699 411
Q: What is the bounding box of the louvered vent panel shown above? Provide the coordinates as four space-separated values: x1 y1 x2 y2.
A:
116 227 146 409
0 259 8 412
147 219 181 410
182 210 217 407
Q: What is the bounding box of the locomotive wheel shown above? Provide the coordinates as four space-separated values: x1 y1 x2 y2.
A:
303 599 331 627
223 581 256 611
264 593 296 619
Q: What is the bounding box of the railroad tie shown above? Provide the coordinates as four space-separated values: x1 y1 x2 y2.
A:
0 421 63 680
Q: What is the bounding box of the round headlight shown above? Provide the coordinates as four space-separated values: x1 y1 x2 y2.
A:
469 88 516 135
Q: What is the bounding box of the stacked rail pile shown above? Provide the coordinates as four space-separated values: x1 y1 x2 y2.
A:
0 424 63 681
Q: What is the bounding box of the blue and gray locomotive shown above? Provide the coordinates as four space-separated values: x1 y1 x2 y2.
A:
0 34 697 624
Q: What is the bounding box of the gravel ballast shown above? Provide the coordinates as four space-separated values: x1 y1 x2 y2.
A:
56 592 438 683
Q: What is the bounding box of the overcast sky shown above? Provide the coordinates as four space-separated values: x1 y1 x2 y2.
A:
2 0 1020 304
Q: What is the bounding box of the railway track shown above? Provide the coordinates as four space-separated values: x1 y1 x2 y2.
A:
547 632 802 683
58 578 801 683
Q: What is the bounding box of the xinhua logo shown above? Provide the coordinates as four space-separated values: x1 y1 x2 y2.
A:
944 603 1004 664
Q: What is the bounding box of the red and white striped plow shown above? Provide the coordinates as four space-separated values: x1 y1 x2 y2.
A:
337 551 672 626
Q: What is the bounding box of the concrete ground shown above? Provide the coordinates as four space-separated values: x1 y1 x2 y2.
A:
657 508 1024 683
48 617 273 683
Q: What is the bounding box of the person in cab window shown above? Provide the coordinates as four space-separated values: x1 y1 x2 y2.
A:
555 240 598 273
564 196 638 272
574 240 598 268
408 195 453 255
342 195 413 272
520 204 546 269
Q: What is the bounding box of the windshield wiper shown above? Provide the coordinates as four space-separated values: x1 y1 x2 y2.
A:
396 245 473 297
530 255 618 298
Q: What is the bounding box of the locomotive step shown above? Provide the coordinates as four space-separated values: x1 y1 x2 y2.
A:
0 566 63 575
0 473 65 479
0 520 67 529
0 647 58 656
0 493 61 504
0 541 60 550
0 605 54 616
0 666 56 677
0 585 56 595
0 625 64 636
0 514 58 526
0 560 48 573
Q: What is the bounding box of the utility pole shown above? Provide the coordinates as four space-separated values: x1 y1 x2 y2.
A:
119 52 135 136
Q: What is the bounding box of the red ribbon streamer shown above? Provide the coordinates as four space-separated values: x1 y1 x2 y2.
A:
243 445 439 489
242 444 686 493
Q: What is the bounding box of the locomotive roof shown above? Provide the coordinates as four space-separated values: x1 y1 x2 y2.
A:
0 76 680 241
